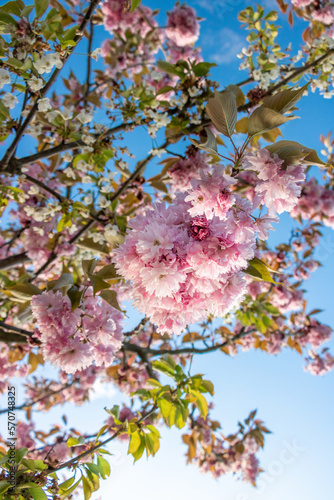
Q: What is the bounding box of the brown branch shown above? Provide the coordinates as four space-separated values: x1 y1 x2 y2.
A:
0 381 74 414
44 404 158 473
123 328 255 357
1 0 102 173
9 121 137 172
238 47 334 113
0 252 29 270
83 19 94 100
0 321 34 337
32 146 164 279
24 174 66 203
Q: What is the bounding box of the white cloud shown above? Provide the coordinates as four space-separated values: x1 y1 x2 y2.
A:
89 379 117 401
210 28 245 64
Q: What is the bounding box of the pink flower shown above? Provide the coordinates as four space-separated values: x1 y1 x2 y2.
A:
31 289 123 374
189 215 211 241
291 0 314 7
243 149 305 216
166 4 199 47
312 6 334 25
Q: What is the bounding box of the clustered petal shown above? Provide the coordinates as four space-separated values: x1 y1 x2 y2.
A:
31 289 123 373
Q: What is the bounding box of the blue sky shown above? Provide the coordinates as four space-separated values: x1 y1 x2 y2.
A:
1 0 334 498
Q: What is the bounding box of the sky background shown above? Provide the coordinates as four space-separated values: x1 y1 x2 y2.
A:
1 0 334 498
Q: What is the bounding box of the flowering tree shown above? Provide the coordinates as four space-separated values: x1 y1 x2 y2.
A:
0 0 333 497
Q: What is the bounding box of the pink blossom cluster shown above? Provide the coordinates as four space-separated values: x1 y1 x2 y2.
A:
112 361 150 394
31 289 123 373
192 415 261 483
168 146 209 193
291 178 334 229
242 148 306 217
101 2 163 77
11 421 70 465
291 0 314 7
270 285 304 313
113 165 278 335
291 0 334 37
166 4 200 47
299 318 332 349
11 163 75 266
101 0 154 35
304 349 334 375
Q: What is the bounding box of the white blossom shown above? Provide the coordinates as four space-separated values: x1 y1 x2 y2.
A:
38 98 52 112
28 76 44 91
90 48 102 60
0 69 10 89
3 93 18 109
77 110 93 124
98 195 110 208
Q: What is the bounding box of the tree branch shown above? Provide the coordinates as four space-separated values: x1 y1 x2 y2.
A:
0 252 29 270
44 404 157 473
1 0 102 173
123 329 255 357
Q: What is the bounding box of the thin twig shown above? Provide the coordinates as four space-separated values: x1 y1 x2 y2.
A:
1 0 102 172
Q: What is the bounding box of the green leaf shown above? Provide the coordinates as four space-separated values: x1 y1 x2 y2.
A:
97 456 111 479
99 289 122 311
77 237 110 255
145 432 160 456
67 286 84 311
206 91 237 138
130 0 142 11
28 487 48 500
15 447 28 463
146 378 162 388
157 60 184 79
66 437 79 447
225 84 245 106
21 4 34 17
8 283 41 301
4 57 23 69
82 259 98 275
0 481 10 495
82 476 92 500
63 26 76 41
0 11 18 27
156 85 174 96
146 425 161 438
58 476 75 492
95 264 120 280
152 360 176 377
200 380 214 395
34 0 48 18
21 458 37 472
248 107 296 137
88 274 111 295
191 390 208 418
189 127 218 155
192 62 216 77
47 273 73 293
265 140 326 167
132 435 146 462
157 398 173 419
0 2 22 16
262 83 309 115
128 431 141 455
175 407 186 429
244 257 278 284
59 477 82 498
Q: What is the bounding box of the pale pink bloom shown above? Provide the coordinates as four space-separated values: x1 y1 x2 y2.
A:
166 4 199 47
312 6 334 25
